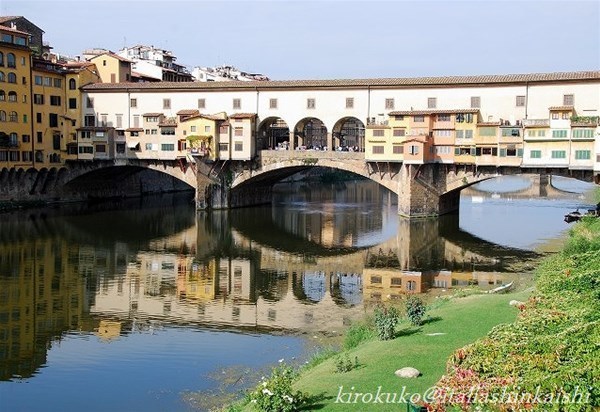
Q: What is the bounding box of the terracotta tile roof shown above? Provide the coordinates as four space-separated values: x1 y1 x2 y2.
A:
126 127 144 132
389 109 479 116
0 24 31 36
159 118 177 127
477 122 501 126
229 113 257 119
90 52 131 63
176 109 200 116
571 122 598 127
81 71 600 92
548 105 574 111
142 112 163 117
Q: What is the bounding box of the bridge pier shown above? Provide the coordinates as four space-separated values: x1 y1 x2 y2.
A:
397 164 460 218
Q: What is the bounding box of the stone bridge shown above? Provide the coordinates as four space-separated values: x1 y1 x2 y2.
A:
200 150 595 217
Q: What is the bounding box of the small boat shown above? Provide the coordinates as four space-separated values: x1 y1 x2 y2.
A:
564 209 582 223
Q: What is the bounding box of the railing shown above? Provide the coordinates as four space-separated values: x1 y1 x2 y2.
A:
522 119 549 127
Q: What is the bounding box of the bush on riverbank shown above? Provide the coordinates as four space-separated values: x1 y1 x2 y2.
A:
434 216 600 411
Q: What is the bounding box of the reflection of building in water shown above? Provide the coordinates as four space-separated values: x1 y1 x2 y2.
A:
0 239 86 380
363 268 513 302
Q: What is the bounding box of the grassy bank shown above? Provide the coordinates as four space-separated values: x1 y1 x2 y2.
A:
289 291 530 411
434 216 599 411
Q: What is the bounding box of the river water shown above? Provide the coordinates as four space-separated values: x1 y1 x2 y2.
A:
0 176 595 411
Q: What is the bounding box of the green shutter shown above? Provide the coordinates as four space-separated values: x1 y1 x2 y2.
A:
499 148 507 157
454 147 460 155
517 148 523 157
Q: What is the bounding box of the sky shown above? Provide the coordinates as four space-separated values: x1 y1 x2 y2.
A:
1 0 599 80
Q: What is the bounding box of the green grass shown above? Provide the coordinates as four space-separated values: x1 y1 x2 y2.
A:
292 290 530 411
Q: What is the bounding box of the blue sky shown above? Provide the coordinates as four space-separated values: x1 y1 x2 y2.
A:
2 0 599 80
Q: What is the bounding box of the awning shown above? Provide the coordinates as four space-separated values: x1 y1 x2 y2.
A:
127 142 140 150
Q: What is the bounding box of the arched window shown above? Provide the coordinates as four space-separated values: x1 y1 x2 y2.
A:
0 52 4 66
0 71 4 82
69 78 76 90
7 73 16 83
7 53 16 68
8 91 16 102
9 111 17 122
0 90 4 101
0 110 6 121
9 133 18 146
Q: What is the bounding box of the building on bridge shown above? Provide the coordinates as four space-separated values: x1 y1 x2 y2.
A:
79 71 600 175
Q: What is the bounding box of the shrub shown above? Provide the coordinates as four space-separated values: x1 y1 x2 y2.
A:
373 304 400 340
405 295 426 326
247 364 306 412
344 322 374 349
334 353 358 373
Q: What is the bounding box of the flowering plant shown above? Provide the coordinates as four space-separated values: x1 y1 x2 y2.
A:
246 363 307 411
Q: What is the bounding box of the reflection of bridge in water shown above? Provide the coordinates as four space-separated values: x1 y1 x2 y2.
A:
0 194 541 379
462 174 583 200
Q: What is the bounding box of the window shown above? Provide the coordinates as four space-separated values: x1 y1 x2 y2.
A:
574 150 591 160
161 144 175 151
34 75 42 85
95 144 106 153
385 98 394 110
197 98 205 109
372 145 384 154
34 94 44 104
0 52 3 66
49 114 58 127
6 53 15 68
233 98 241 109
78 146 93 154
516 95 525 107
563 94 574 106
43 77 52 86
456 130 464 139
434 145 452 155
464 130 473 139
393 129 405 137
409 145 419 155
86 97 94 108
551 112 559 120
434 130 452 137
219 143 229 151
552 130 568 138
7 73 16 83
53 133 61 150
84 115 95 127
8 91 16 102
130 98 137 108
22 151 32 161
9 111 17 122
36 113 42 123
372 129 385 137
37 132 43 143
414 115 425 123
537 130 546 137
190 125 197 132
102 60 107 66
133 115 140 128
69 78 76 90
479 127 496 137
307 98 315 109
392 145 403 154
572 129 594 138
437 114 451 122
145 143 153 150
427 97 437 109
22 114 27 123
100 114 107 126
395 115 404 121
551 150 566 159
116 114 122 128
234 127 243 137
53 78 62 88
530 150 542 159
234 142 243 151
470 96 480 108
204 125 210 133
50 96 61 106
370 276 382 284
346 97 354 109
163 98 171 109
219 125 228 134
22 134 30 143
21 76 26 85
269 98 277 109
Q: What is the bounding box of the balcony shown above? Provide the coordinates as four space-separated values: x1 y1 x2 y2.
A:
522 119 549 127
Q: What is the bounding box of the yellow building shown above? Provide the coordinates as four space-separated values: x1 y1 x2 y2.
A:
0 25 33 168
31 59 68 166
88 52 132 83
364 119 392 161
179 112 226 161
475 121 500 166
453 110 479 164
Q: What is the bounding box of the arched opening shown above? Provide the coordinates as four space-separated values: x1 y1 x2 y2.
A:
257 116 289 150
294 117 328 150
69 78 76 90
332 117 365 152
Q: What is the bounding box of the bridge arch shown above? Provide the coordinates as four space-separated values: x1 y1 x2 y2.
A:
257 116 290 150
332 116 365 151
